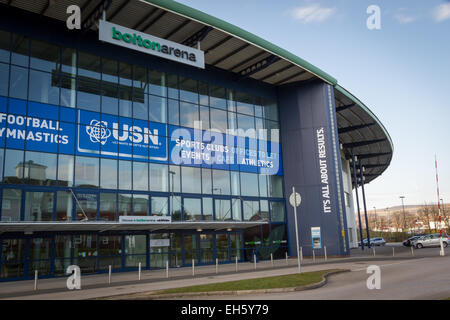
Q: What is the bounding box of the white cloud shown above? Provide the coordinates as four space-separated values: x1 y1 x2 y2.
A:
394 13 416 24
291 4 335 23
433 3 450 22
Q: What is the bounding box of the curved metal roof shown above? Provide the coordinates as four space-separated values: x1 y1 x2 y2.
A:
3 0 393 184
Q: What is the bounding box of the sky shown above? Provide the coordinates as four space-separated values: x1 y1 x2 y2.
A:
177 0 450 211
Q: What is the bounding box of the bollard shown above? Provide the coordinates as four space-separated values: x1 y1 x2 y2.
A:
271 253 274 267
192 259 195 276
392 247 395 257
254 254 257 270
324 246 327 261
300 247 303 262
411 246 414 256
34 270 38 291
108 265 111 284
373 247 376 257
166 260 169 278
312 249 315 262
285 252 288 265
235 256 238 272
138 262 141 281
216 258 219 274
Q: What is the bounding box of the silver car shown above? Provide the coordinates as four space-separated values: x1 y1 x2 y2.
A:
412 233 448 249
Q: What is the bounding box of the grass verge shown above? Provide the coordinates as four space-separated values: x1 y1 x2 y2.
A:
155 269 342 295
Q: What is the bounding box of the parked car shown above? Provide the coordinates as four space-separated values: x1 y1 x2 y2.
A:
359 237 386 246
412 233 448 249
403 234 425 247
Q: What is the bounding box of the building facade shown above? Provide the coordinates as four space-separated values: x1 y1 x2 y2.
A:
0 0 392 281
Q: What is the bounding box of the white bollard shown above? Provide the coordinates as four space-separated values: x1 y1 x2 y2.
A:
411 246 414 256
108 265 111 284
392 247 395 257
271 253 274 267
312 249 315 262
34 270 38 291
285 252 288 265
192 259 195 276
216 258 219 274
235 256 238 272
300 247 303 262
254 254 257 270
324 246 327 261
138 262 141 280
166 260 169 278
373 247 376 256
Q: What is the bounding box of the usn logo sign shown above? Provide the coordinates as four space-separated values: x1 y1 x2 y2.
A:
77 110 168 161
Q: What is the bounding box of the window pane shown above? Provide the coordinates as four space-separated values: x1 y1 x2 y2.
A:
270 201 285 222
133 92 148 120
170 195 181 221
237 113 255 131
78 51 100 80
199 82 208 106
60 74 76 108
201 168 212 194
200 106 210 130
258 174 268 197
232 198 242 221
168 165 180 193
0 30 10 63
181 166 201 193
168 99 179 125
119 88 132 118
133 194 149 216
210 108 227 133
210 85 226 110
180 101 199 128
56 191 72 221
212 169 230 195
149 70 166 97
1 189 22 221
133 161 148 191
1 239 25 278
118 193 132 216
202 197 213 221
29 70 59 105
100 193 116 221
243 200 259 221
264 99 278 121
215 199 231 220
100 158 117 189
11 34 29 67
24 192 54 221
61 47 76 76
30 40 60 72
230 171 240 196
9 65 28 100
179 76 198 103
183 198 201 221
77 79 100 112
149 95 166 123
75 156 99 188
235 91 254 116
75 193 97 220
101 82 119 115
118 160 131 190
151 196 169 216
260 200 269 220
24 151 57 186
150 163 168 192
102 57 118 83
167 74 178 99
268 175 283 198
240 172 259 197
125 235 146 255
3 149 23 184
0 63 9 96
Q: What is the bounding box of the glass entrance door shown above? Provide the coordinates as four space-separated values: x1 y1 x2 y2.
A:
199 234 214 264
183 234 198 265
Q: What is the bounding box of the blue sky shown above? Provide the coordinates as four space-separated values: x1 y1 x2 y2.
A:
177 0 450 211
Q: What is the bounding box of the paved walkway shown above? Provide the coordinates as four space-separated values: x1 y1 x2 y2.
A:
0 248 427 300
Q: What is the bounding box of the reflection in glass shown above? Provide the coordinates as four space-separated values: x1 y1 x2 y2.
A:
212 169 230 195
100 193 116 221
148 69 166 97
29 237 52 276
133 194 149 216
56 191 72 221
118 193 132 216
268 175 283 198
200 234 213 263
181 166 201 194
75 156 99 188
9 66 28 100
29 70 59 105
125 235 146 268
215 199 231 221
73 235 98 273
149 95 166 123
240 172 259 197
202 197 213 221
150 163 168 192
179 76 198 103
133 161 148 191
184 234 198 264
11 34 29 67
100 158 117 189
170 195 181 221
75 193 97 220
168 165 180 193
168 99 179 125
24 192 54 221
78 51 100 79
216 234 229 262
1 189 22 221
183 198 201 221
210 108 227 133
232 198 242 221
209 85 227 110
3 149 23 184
77 78 100 111
243 200 259 221
180 101 199 128
24 151 57 186
151 196 168 216
1 239 25 278
99 235 122 270
54 235 71 276
270 201 285 222
118 160 132 190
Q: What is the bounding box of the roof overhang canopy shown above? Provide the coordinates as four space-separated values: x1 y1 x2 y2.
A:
0 221 267 233
3 0 393 184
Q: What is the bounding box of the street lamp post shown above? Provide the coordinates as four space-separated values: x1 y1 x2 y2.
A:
400 196 406 232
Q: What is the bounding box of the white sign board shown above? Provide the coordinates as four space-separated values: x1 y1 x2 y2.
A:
150 239 170 247
289 191 301 207
99 20 205 69
119 216 172 224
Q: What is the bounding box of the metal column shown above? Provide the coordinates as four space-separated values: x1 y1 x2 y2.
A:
351 150 364 250
359 160 371 248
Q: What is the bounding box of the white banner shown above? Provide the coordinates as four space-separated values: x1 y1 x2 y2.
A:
119 216 172 224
